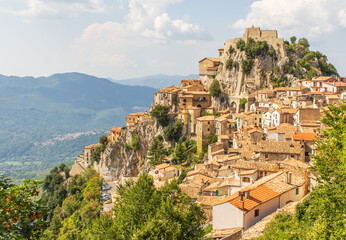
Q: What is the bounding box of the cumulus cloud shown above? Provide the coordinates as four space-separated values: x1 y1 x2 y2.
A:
2 0 105 17
232 0 346 38
73 0 212 78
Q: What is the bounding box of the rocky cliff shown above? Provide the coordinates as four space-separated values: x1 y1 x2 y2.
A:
93 119 165 180
209 27 338 112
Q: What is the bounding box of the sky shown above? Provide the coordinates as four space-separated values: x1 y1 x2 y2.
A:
0 0 345 80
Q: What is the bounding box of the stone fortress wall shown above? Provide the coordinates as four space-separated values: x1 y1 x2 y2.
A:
215 27 288 112
222 27 287 61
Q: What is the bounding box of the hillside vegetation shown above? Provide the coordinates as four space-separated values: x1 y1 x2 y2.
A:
0 72 156 182
255 103 346 240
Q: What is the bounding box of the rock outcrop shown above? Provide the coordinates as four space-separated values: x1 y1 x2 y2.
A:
94 118 164 181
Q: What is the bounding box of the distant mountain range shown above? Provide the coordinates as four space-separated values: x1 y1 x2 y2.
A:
111 73 198 89
0 72 157 182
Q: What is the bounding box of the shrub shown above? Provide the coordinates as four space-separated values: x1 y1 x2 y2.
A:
150 105 170 126
239 98 247 106
226 58 234 70
290 36 297 44
268 48 276 57
298 38 310 49
241 59 253 75
130 133 140 150
209 79 221 97
236 39 245 51
163 120 183 142
228 45 235 55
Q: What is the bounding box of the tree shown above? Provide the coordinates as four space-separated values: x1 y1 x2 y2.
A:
174 138 187 164
228 45 235 55
163 120 183 142
0 176 47 239
99 136 108 146
298 37 310 49
239 98 247 106
41 166 70 223
256 102 346 240
236 39 245 51
130 133 140 150
150 105 170 126
86 174 205 239
147 136 166 166
209 79 221 97
290 36 297 44
241 59 253 75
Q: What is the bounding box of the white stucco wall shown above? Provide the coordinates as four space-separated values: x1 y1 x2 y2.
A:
279 185 305 207
244 196 280 229
213 202 244 230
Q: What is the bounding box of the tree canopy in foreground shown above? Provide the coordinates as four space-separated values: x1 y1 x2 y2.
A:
85 173 206 240
256 102 346 240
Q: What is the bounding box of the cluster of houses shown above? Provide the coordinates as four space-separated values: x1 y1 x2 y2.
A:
74 72 344 238
128 75 344 239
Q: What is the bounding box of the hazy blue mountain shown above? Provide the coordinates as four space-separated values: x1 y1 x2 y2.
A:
111 73 198 89
0 72 157 182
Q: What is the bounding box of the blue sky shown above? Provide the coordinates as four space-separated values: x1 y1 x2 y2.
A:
0 0 345 79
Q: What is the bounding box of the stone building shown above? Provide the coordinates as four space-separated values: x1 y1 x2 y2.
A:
199 57 220 87
196 115 216 154
154 85 181 107
126 112 149 127
108 127 122 142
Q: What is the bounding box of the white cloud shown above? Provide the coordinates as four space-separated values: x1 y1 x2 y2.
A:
232 0 346 38
73 0 213 78
2 0 105 17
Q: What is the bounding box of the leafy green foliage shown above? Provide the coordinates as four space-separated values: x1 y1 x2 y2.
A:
130 133 140 150
91 135 109 164
244 38 269 58
174 139 187 164
298 37 310 49
239 98 247 106
164 120 183 142
236 39 246 51
147 136 167 166
256 103 346 240
42 168 101 239
228 45 235 55
41 167 69 223
0 73 156 182
85 174 205 239
150 105 170 126
209 79 221 97
241 59 254 75
290 36 297 44
0 176 47 239
226 58 234 70
208 134 218 145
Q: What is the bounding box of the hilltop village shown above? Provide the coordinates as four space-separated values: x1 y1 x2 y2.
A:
70 27 345 239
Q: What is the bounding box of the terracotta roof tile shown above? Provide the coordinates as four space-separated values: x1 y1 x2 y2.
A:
293 132 318 141
228 185 280 212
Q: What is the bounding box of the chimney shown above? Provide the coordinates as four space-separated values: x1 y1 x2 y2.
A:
239 192 244 209
244 190 250 199
286 172 289 184
288 172 292 184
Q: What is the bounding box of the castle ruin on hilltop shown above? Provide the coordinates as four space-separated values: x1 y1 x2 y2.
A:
199 26 287 113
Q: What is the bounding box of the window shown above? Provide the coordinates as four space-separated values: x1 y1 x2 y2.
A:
242 177 250 182
296 188 299 195
255 209 259 217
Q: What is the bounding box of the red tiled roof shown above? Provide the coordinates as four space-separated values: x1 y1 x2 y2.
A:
293 132 318 141
228 185 280 212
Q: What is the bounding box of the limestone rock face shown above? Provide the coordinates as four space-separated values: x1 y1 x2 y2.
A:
94 119 164 181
